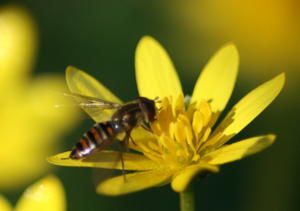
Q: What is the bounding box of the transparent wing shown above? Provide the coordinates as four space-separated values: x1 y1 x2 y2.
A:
66 66 123 122
63 92 121 108
62 92 122 122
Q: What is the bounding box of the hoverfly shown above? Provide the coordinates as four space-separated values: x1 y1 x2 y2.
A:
65 93 157 162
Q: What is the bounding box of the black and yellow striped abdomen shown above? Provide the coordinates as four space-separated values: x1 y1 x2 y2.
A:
70 121 121 159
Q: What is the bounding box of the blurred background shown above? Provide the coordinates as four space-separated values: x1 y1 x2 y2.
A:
0 1 299 210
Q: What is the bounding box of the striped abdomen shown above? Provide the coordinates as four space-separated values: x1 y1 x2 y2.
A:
69 121 121 159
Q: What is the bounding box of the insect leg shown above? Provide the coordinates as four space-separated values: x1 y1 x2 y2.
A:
141 122 153 133
128 134 137 145
119 150 126 182
119 131 132 182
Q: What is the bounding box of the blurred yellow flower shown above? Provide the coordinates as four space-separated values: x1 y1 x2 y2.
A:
0 5 78 190
0 175 66 211
163 0 299 81
48 36 284 195
0 195 12 211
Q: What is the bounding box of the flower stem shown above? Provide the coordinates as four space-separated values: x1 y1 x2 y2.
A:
180 184 195 211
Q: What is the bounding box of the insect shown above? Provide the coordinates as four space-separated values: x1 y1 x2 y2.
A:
67 93 158 161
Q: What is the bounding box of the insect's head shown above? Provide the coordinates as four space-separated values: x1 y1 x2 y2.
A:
138 97 157 123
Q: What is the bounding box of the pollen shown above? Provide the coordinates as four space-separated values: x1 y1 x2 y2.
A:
135 95 213 170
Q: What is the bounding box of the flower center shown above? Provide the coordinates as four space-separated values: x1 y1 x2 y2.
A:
135 95 214 170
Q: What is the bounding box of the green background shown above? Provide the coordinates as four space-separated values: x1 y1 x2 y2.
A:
2 1 299 211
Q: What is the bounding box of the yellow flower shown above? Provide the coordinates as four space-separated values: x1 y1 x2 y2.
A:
48 36 285 196
0 175 66 211
0 5 79 190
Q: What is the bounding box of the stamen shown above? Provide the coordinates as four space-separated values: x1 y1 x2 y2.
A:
139 96 214 168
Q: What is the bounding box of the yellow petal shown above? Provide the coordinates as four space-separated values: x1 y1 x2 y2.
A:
191 43 239 116
66 66 122 122
0 195 12 211
210 73 285 147
203 135 276 165
0 5 37 88
97 170 172 196
47 151 160 171
135 36 183 99
15 175 66 211
171 163 219 192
